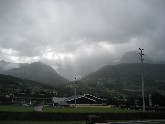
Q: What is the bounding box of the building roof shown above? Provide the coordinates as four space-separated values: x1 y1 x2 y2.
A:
65 94 103 102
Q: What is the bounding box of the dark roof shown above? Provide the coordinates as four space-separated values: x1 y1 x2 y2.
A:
65 94 103 102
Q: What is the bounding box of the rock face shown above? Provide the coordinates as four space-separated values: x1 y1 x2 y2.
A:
0 60 68 86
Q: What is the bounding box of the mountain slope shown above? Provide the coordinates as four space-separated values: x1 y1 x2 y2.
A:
82 63 165 97
6 62 68 86
0 74 54 91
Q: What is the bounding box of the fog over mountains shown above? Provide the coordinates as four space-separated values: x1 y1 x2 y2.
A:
1 50 165 98
0 0 165 81
119 51 153 64
0 60 27 72
0 51 161 82
0 60 68 85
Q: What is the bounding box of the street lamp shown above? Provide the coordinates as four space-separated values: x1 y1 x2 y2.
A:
139 48 145 112
74 78 77 108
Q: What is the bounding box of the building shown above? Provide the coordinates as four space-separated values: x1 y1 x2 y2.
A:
11 93 105 107
52 97 69 107
65 94 105 105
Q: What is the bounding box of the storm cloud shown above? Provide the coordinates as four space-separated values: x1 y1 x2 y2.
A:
0 0 165 80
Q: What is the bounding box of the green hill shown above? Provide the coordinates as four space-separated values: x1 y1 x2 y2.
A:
79 63 165 98
0 74 55 95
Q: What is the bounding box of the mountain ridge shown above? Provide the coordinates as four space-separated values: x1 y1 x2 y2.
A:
119 51 153 64
0 61 68 86
81 63 165 97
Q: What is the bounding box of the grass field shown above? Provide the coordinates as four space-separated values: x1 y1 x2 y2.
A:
0 105 139 113
0 105 34 112
43 107 139 113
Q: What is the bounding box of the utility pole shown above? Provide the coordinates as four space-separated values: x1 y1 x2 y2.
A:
139 48 145 112
74 78 77 108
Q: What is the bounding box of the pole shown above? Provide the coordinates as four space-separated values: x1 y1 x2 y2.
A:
30 99 32 106
149 94 152 107
142 73 145 112
75 86 76 108
74 78 77 108
139 48 145 112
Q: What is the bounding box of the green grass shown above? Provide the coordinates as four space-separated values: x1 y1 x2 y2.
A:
43 107 139 113
0 105 139 113
0 105 34 112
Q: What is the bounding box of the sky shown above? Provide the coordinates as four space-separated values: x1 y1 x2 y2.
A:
0 0 165 80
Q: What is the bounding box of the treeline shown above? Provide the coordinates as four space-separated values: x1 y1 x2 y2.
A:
106 92 165 108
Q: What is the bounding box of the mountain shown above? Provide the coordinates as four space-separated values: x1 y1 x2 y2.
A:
6 62 68 86
0 74 54 91
85 63 165 89
82 63 165 97
0 60 18 73
0 74 59 99
0 60 27 73
119 51 153 64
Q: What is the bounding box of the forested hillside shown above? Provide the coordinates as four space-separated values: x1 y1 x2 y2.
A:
4 62 68 86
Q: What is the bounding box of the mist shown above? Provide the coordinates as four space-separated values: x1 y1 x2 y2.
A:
0 0 165 80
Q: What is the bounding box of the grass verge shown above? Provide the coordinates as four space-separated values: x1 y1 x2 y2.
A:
0 105 139 113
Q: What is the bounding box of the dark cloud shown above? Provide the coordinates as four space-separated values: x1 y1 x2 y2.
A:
0 0 165 80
